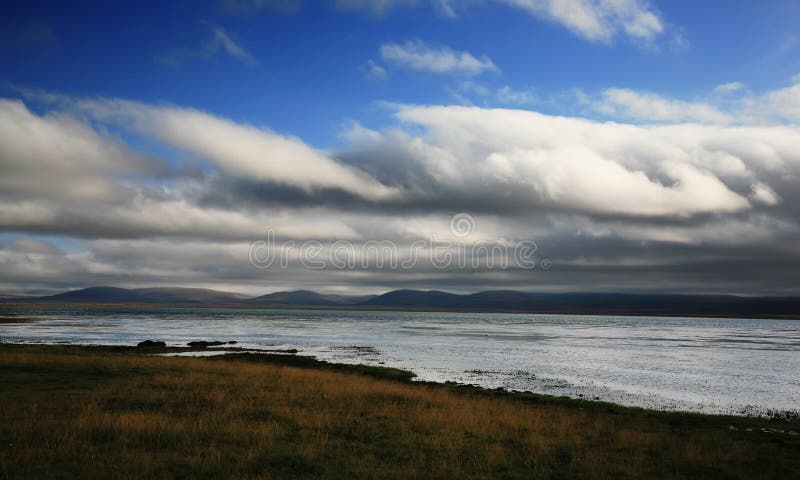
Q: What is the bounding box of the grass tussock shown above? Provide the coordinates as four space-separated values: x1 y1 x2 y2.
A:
0 344 798 479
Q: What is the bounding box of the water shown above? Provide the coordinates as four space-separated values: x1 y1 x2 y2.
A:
2 305 798 417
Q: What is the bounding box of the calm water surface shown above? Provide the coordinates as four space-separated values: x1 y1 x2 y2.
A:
2 306 798 416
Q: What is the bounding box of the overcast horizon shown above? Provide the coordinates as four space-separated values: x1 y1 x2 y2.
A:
2 1 800 296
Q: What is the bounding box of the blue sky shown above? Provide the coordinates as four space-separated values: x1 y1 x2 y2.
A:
2 1 800 295
2 1 799 146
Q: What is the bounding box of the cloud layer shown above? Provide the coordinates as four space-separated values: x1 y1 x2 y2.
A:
2 88 800 294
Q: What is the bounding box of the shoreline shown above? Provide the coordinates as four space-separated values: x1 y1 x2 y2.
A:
3 304 798 418
2 341 799 422
4 301 800 320
1 342 798 479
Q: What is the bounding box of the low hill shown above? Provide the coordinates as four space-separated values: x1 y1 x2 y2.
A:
361 289 464 308
362 290 800 317
246 290 374 307
4 286 800 318
31 286 251 305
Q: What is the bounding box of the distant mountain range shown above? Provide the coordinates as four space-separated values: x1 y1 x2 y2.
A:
3 286 800 318
246 290 375 307
31 286 253 305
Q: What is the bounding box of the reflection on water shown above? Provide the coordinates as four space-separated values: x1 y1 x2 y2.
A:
1 305 798 416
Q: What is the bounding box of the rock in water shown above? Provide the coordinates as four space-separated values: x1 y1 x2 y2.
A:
187 340 227 348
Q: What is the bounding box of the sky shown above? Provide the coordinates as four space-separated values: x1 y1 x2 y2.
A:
1 0 800 296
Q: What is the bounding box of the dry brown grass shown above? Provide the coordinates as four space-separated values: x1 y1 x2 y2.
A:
0 344 798 479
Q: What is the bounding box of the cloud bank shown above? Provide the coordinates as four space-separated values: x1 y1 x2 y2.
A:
2 89 800 294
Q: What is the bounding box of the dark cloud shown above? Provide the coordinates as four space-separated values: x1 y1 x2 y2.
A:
2 93 800 295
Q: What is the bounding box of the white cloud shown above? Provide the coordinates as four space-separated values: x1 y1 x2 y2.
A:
496 85 538 105
433 0 458 17
0 94 401 243
596 88 734 124
0 196 366 242
497 0 664 43
714 82 745 94
156 25 258 67
74 98 399 201
578 81 800 125
488 147 749 216
586 215 797 246
334 0 669 45
0 99 158 204
750 82 800 124
389 105 763 217
448 80 490 104
749 182 780 206
363 59 388 80
380 40 499 75
210 26 258 66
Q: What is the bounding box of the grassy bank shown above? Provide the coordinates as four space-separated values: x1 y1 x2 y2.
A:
0 344 798 479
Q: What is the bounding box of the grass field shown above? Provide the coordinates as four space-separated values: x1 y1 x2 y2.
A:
0 343 798 479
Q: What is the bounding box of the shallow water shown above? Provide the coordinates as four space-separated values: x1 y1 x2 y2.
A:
1 305 798 416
